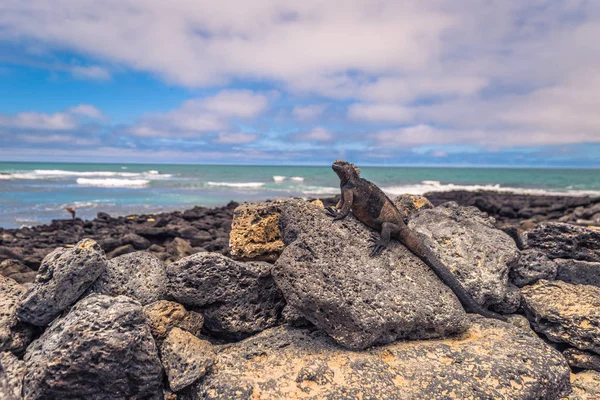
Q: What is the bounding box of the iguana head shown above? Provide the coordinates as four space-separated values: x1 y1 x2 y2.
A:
332 159 360 180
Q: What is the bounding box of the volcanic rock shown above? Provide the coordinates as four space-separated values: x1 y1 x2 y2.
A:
407 202 521 312
90 251 167 305
17 239 107 326
22 294 163 399
510 249 557 287
568 371 600 400
167 252 285 339
555 259 600 288
0 259 36 284
563 348 600 371
0 351 25 400
274 199 469 350
143 300 204 342
521 280 600 354
0 275 34 355
392 194 433 218
186 317 570 399
522 222 600 262
161 328 215 392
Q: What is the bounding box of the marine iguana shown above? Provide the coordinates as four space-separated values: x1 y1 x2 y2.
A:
326 159 505 321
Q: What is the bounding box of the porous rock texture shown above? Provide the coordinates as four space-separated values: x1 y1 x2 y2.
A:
555 258 600 288
229 200 287 262
185 317 570 400
274 199 469 350
167 252 285 339
522 222 600 262
563 348 600 371
0 275 34 355
521 280 600 354
143 300 204 342
22 294 163 400
568 371 600 400
510 249 558 287
17 238 107 326
161 328 215 392
90 251 167 305
0 351 25 399
408 202 521 313
392 194 433 218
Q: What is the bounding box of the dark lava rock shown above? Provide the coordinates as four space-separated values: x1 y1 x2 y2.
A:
161 327 215 392
90 251 167 305
143 300 204 343
167 252 285 340
17 239 107 326
0 351 25 399
521 280 600 354
522 222 600 262
0 275 34 355
23 294 163 399
107 243 136 258
563 348 600 371
184 317 570 400
510 249 558 287
555 258 600 288
274 199 468 350
0 259 37 284
408 202 521 313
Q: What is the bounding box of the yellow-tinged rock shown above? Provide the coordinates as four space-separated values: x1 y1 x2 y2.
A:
229 200 288 262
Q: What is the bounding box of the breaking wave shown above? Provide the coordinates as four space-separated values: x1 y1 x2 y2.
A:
382 180 600 197
206 181 265 188
76 178 150 188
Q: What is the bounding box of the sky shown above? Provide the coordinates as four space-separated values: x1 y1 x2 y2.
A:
0 0 599 166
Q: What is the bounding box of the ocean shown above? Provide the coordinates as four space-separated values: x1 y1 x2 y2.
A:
1 162 600 229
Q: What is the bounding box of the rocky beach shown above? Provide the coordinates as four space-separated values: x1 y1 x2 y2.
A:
1 190 600 399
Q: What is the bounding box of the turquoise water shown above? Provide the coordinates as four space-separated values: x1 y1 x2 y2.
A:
1 162 600 228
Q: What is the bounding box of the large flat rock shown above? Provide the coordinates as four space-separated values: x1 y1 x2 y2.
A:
23 294 163 399
408 202 521 313
522 280 600 354
185 317 570 400
522 222 600 262
274 199 469 350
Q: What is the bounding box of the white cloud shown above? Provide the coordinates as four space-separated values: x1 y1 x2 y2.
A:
295 126 335 142
348 103 414 123
70 65 111 80
68 104 104 119
1 0 600 150
130 89 269 138
292 104 327 121
215 132 258 144
0 104 102 131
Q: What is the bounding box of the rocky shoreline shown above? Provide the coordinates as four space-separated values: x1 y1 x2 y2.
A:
1 191 600 399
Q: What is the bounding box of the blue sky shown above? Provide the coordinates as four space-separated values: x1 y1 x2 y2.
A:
1 0 599 166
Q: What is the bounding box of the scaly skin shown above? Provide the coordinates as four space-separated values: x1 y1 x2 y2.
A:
326 159 506 321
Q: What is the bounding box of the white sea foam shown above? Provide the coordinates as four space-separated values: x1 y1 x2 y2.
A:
206 181 265 188
273 176 286 182
291 176 305 182
0 169 171 180
296 186 339 195
382 180 600 197
76 178 150 187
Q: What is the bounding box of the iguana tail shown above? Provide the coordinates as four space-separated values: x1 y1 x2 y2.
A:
398 227 506 321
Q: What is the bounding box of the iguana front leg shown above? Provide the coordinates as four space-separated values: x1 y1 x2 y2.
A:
325 190 353 221
369 222 400 256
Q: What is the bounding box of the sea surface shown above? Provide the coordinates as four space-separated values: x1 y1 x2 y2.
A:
1 162 600 228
